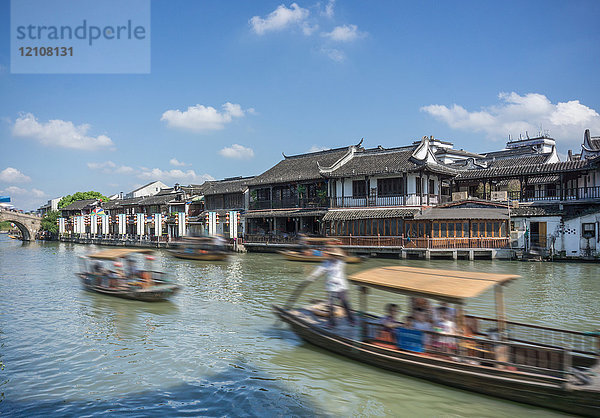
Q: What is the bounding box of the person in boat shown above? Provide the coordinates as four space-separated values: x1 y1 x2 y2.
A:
307 247 356 327
125 257 140 279
381 303 402 332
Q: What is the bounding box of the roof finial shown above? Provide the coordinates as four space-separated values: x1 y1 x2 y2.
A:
356 137 364 147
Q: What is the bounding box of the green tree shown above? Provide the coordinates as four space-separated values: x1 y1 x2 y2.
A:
40 210 61 234
58 191 109 209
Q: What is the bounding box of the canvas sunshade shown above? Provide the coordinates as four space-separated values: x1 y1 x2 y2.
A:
87 248 155 260
349 266 519 304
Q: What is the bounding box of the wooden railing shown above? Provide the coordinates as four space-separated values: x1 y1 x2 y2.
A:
508 186 600 202
469 315 599 356
330 194 451 208
242 235 510 249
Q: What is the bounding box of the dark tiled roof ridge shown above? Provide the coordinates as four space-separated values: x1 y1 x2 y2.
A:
283 145 354 159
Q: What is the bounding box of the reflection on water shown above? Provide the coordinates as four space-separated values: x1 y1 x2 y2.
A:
0 235 597 416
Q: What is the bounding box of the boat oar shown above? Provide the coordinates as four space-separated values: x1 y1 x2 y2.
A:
284 277 315 310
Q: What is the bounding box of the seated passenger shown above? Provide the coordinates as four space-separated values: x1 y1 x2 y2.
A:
381 303 402 331
412 308 432 332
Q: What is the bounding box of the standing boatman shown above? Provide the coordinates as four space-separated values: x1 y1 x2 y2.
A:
307 246 356 328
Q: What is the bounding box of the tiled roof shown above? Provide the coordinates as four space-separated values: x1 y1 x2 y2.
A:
325 146 456 178
323 208 419 221
138 193 178 206
481 146 539 160
510 205 563 217
589 137 600 151
200 176 254 196
244 209 327 218
455 160 589 180
61 199 98 211
248 147 350 186
435 148 484 158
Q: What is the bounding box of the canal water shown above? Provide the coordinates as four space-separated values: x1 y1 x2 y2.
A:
1 235 598 416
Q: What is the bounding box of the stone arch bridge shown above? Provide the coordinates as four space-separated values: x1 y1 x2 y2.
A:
0 210 42 241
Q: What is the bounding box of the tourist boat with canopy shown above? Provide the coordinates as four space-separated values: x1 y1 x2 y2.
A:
278 237 364 264
167 236 229 261
273 266 600 416
77 248 181 301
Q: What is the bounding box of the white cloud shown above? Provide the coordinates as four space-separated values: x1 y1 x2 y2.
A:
87 161 134 174
0 186 45 197
137 168 214 184
169 158 188 167
219 144 255 159
321 47 345 62
322 24 365 42
31 188 46 197
0 167 31 183
421 92 600 145
12 113 114 150
1 186 28 195
161 102 249 132
322 0 335 18
308 145 330 152
250 3 310 35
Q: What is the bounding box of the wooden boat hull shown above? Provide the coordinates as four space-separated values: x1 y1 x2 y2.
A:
273 306 600 417
167 250 228 261
79 277 180 302
279 250 364 264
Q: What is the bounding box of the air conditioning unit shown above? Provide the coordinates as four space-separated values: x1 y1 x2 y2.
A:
452 191 467 201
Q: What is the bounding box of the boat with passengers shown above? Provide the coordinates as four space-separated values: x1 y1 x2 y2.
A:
273 266 600 416
279 237 364 264
77 248 180 301
168 236 229 261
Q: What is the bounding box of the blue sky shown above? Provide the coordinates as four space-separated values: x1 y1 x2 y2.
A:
1 0 599 210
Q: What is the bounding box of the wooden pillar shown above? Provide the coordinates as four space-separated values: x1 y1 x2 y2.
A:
360 286 369 341
559 173 564 201
426 173 430 205
494 284 506 340
403 173 408 205
419 171 424 206
341 177 345 207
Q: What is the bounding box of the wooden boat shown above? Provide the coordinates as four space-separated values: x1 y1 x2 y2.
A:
273 266 600 416
278 249 364 264
168 249 228 261
279 237 364 264
77 248 180 302
168 236 229 261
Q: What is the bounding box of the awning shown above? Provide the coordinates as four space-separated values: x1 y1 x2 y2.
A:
323 208 419 221
245 209 327 219
86 248 155 260
349 266 519 304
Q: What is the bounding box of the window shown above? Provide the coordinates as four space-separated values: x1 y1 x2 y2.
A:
546 183 557 197
377 177 402 196
429 179 435 195
352 180 367 198
415 177 422 195
448 222 455 237
441 222 447 237
433 223 440 238
582 223 595 238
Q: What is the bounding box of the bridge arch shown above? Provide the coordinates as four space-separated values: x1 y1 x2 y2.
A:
0 210 42 241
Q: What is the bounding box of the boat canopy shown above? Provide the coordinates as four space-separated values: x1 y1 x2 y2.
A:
349 266 519 304
86 248 155 260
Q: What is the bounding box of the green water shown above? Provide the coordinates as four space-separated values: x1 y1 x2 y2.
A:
1 235 597 416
